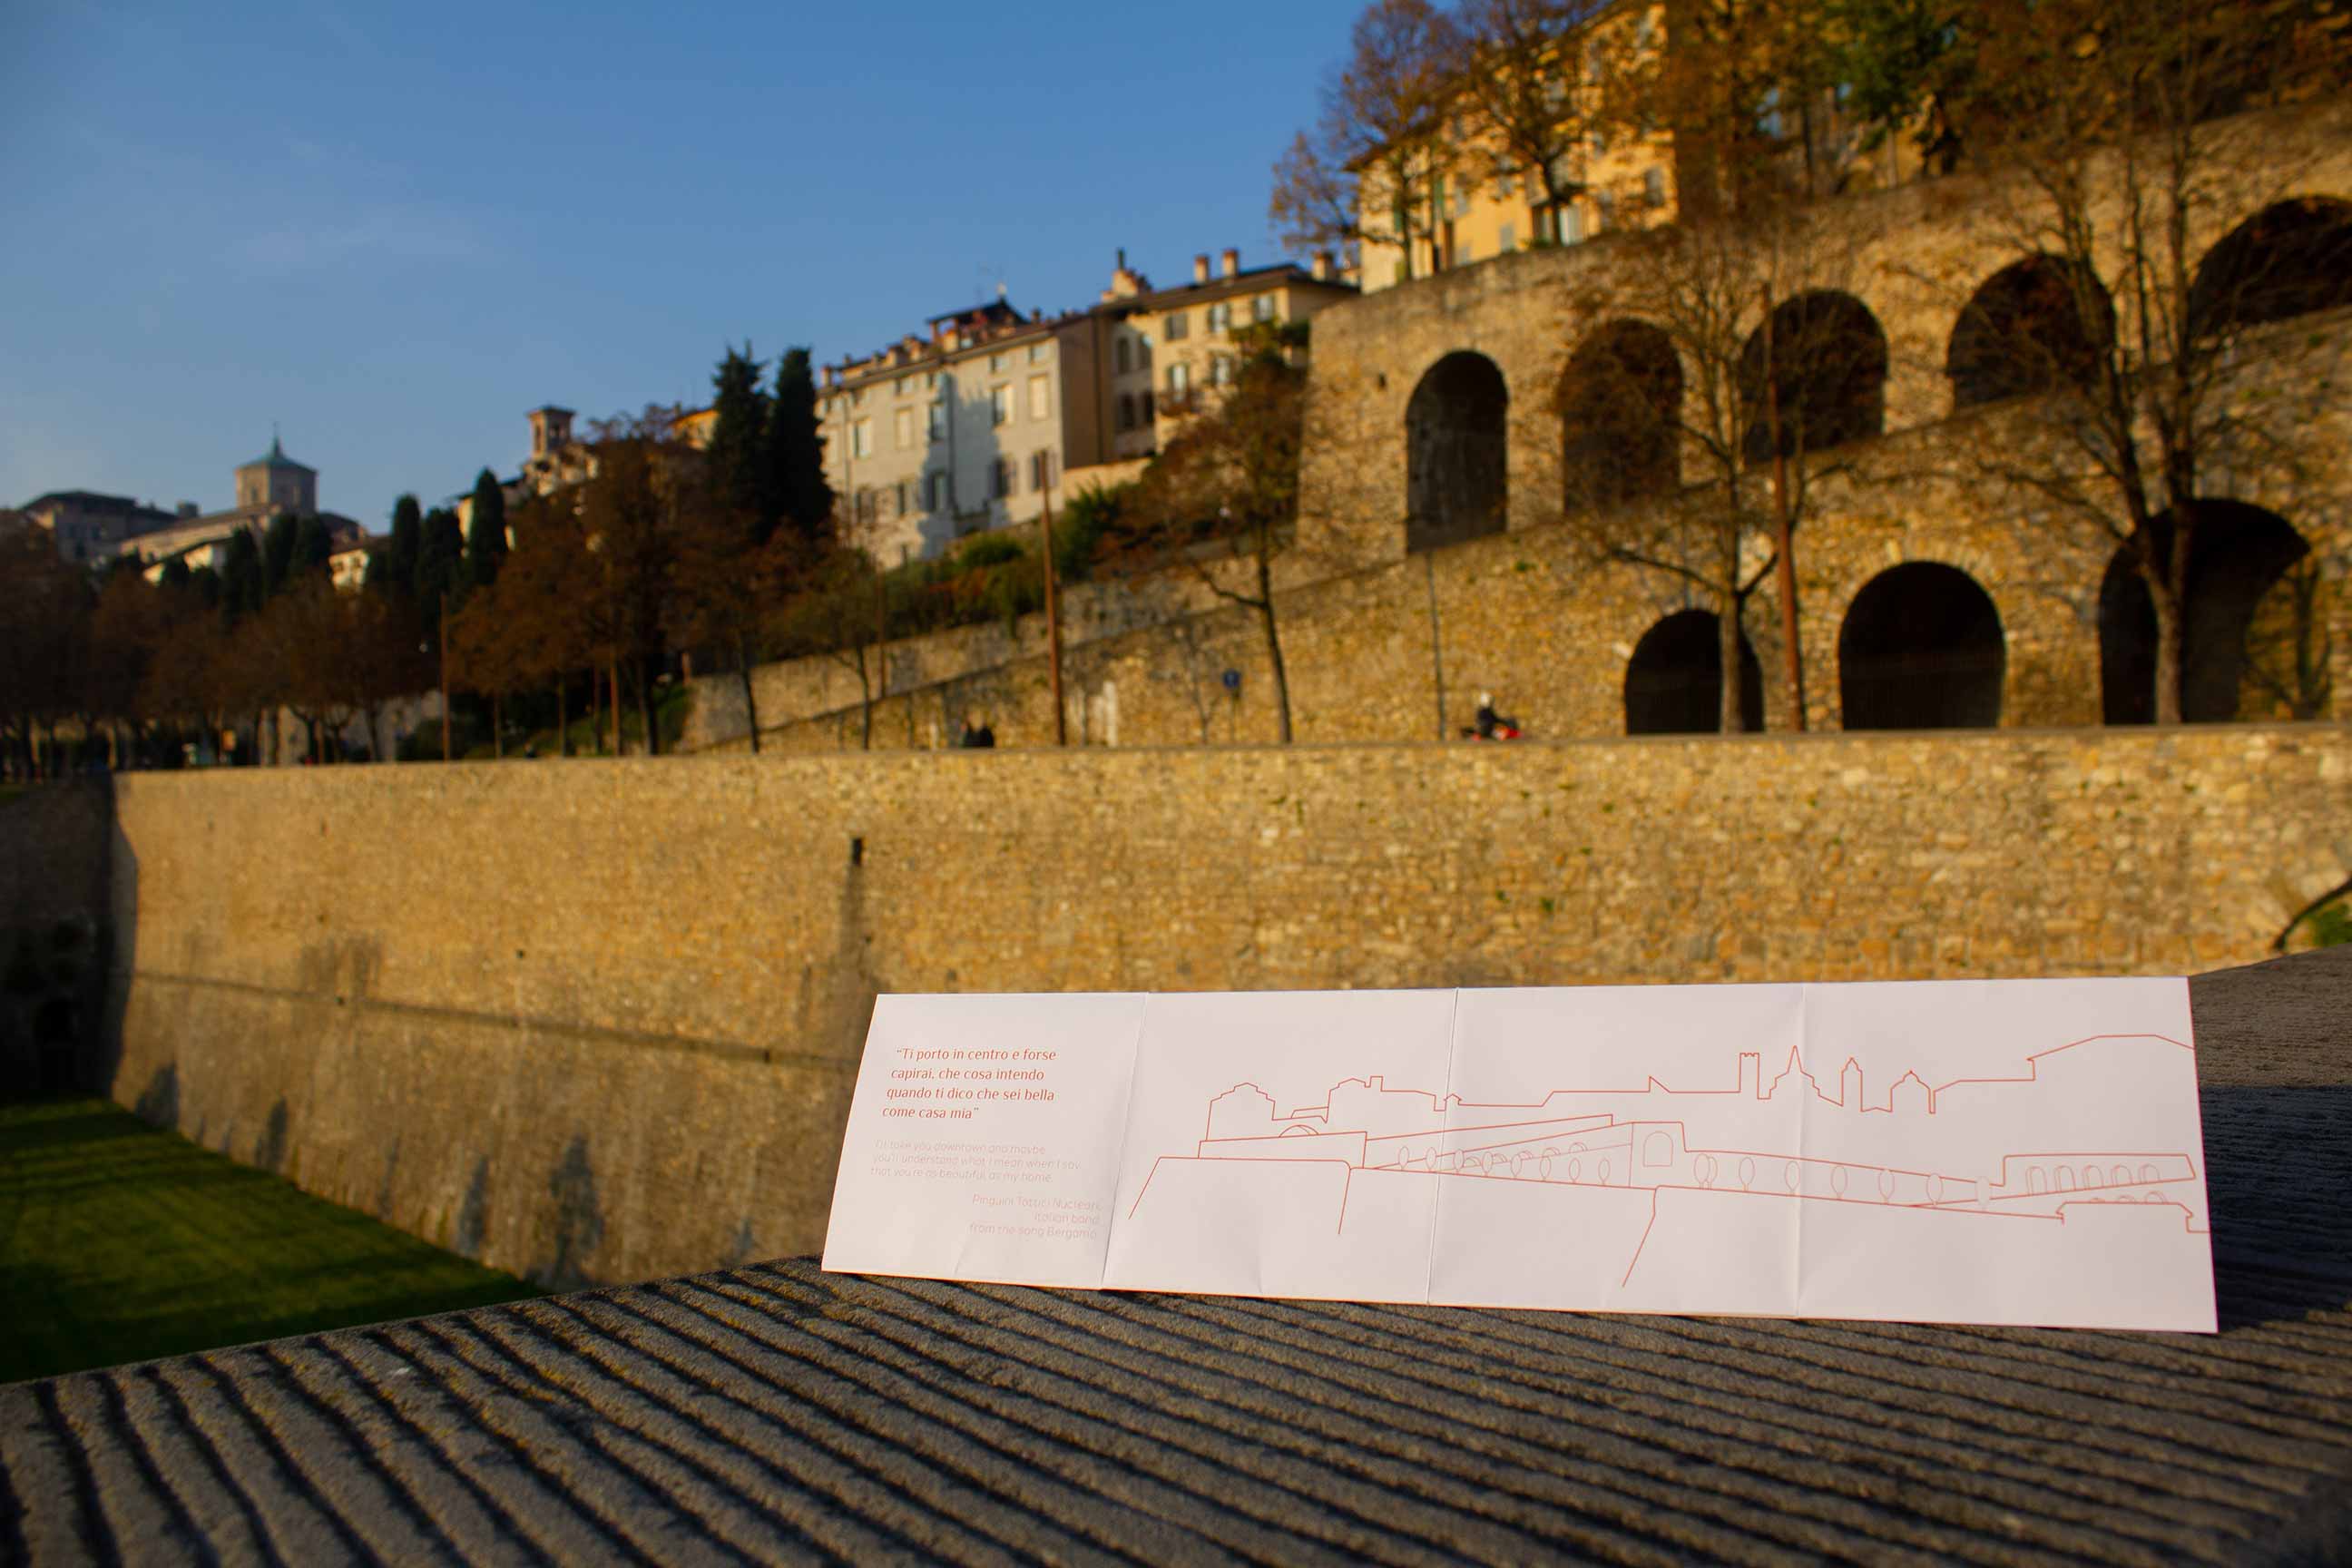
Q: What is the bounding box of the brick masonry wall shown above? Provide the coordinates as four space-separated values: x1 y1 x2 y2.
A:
81 728 2352 1286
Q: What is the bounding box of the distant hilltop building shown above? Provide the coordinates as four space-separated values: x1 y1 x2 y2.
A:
19 434 363 574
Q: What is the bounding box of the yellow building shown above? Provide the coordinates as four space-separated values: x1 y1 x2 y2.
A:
1089 248 1356 459
1356 1 1922 292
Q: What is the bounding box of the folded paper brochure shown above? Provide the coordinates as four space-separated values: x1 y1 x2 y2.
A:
821 979 2216 1331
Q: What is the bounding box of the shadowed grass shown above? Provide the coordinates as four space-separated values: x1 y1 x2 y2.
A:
0 1097 539 1384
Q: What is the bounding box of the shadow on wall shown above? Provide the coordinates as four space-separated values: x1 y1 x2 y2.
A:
540 1135 604 1290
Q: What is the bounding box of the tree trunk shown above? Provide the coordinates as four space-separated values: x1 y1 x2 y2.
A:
1256 534 1294 744
738 640 761 756
635 661 657 758
2149 581 2185 726
1719 595 1747 734
2151 509 2195 726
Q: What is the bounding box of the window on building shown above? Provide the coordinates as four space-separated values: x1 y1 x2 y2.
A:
1455 183 1471 218
851 418 873 458
1117 393 1135 430
1029 376 1050 419
1457 237 1475 263
929 471 950 510
1168 362 1190 395
894 407 913 448
1644 167 1667 207
1563 201 1587 243
991 384 1014 426
852 387 866 405
1028 343 1048 364
1030 450 1056 491
925 370 940 390
1499 221 1516 253
1142 390 1156 421
1209 354 1233 387
989 352 1007 374
1164 310 1190 341
1252 294 1278 322
1115 338 1132 374
992 457 1014 499
1208 301 1231 332
896 376 912 397
927 401 946 438
1595 191 1616 231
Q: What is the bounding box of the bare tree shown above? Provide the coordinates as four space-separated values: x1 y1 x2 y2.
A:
1452 0 1613 245
1950 0 2350 723
1108 334 1310 742
1271 0 1463 282
1551 212 1875 730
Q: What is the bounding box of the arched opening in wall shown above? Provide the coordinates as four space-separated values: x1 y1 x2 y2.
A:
1739 290 1887 464
1837 564 2006 730
1406 351 1509 553
1623 609 1764 734
2189 197 2352 338
1560 321 1681 514
1946 256 2116 408
2099 501 2318 723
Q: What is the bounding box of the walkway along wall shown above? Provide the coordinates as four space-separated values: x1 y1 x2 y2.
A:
83 728 2352 1287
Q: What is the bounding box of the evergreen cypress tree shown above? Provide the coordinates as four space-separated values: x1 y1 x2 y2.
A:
708 345 770 538
292 514 335 576
416 506 466 607
260 513 299 600
766 347 835 554
374 494 423 596
218 530 263 623
466 469 509 590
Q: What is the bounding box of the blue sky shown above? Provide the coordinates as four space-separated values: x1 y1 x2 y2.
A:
2 0 1361 527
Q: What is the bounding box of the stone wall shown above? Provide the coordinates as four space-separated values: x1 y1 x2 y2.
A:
87 728 2350 1286
682 100 2351 756
0 782 112 1098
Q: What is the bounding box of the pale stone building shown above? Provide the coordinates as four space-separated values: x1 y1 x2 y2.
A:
815 251 1355 564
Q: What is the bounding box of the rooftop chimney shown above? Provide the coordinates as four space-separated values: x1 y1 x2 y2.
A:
1193 253 1210 285
1220 248 1239 279
1311 250 1334 281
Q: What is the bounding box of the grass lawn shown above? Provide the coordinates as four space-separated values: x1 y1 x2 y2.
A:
0 1097 540 1384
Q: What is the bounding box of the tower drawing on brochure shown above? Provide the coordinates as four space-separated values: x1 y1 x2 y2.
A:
1098 982 2215 1329
1127 1034 2209 1289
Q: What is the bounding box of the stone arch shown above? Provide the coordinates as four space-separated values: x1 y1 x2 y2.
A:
2190 196 2352 338
1623 609 1763 734
1946 256 2116 408
2098 502 2316 723
1740 290 1888 463
1406 351 1509 553
1560 320 1681 514
1837 563 2006 730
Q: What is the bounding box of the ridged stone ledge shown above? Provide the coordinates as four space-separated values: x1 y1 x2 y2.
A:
5 945 2350 1565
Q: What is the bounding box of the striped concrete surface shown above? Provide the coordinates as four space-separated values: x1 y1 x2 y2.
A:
5 946 2350 1565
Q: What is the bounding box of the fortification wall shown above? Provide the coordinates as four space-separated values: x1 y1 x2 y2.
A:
0 783 113 1098
88 728 2350 1286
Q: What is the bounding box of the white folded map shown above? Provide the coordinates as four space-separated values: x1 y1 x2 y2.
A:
822 979 2215 1331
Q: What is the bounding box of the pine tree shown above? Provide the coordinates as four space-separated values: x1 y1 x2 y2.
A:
766 348 834 555
708 344 770 538
466 469 509 591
